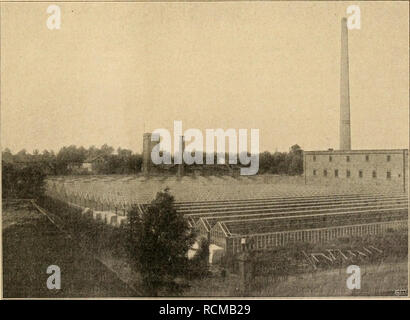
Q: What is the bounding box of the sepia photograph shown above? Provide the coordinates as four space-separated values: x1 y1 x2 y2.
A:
1 1 409 300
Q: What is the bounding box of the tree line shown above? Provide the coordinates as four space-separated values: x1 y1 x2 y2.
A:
2 143 303 176
258 144 303 175
2 144 143 175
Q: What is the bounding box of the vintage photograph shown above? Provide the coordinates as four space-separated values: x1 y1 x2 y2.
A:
1 1 408 298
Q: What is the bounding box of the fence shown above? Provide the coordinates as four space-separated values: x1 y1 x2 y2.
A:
46 183 134 216
226 220 407 255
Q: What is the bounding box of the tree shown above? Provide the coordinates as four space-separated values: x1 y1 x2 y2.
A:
56 145 87 174
2 162 46 199
15 149 29 162
273 151 288 174
128 154 142 173
259 151 274 174
126 188 196 296
2 148 13 163
287 144 303 175
2 161 16 198
100 144 114 156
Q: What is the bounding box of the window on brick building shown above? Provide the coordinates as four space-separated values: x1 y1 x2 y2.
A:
387 155 391 162
346 170 350 178
313 155 316 161
346 156 350 162
372 170 377 178
324 170 328 177
387 171 391 179
334 169 338 177
329 156 332 162
366 155 369 161
313 170 316 176
359 170 363 178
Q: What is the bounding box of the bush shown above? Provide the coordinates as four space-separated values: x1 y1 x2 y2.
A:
2 162 46 199
125 188 196 296
186 238 211 280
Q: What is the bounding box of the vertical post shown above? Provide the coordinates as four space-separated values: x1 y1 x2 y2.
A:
237 248 253 296
403 149 406 193
142 133 153 176
177 136 185 178
304 151 307 184
241 237 247 252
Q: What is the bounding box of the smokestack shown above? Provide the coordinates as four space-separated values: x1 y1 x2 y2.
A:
340 17 351 150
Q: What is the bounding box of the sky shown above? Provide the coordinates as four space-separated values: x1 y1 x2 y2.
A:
1 1 408 154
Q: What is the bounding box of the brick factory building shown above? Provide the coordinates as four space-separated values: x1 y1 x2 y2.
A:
304 18 408 191
304 149 408 191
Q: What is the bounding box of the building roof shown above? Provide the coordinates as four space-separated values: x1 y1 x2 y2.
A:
83 154 106 163
304 149 408 155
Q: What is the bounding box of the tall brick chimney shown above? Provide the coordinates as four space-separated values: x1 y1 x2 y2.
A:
340 17 351 150
142 133 153 175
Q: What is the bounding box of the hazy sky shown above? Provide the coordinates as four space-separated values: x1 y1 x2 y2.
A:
1 2 408 154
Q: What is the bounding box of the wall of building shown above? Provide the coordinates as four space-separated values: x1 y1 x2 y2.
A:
304 149 408 191
81 162 92 172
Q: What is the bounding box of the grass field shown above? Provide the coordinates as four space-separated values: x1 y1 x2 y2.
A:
252 261 408 297
2 204 135 298
185 257 408 297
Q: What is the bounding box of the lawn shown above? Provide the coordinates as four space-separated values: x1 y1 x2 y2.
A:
184 233 408 297
184 260 407 297
2 204 135 298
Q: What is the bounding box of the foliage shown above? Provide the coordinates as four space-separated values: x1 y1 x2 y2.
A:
258 144 303 175
125 188 196 296
186 238 211 280
2 145 143 175
2 161 46 199
2 143 303 176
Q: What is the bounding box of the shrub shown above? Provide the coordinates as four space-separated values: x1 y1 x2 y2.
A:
2 162 46 199
125 188 196 296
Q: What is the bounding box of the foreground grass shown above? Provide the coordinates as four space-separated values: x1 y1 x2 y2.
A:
184 260 407 297
2 205 135 298
185 232 408 297
252 261 408 297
